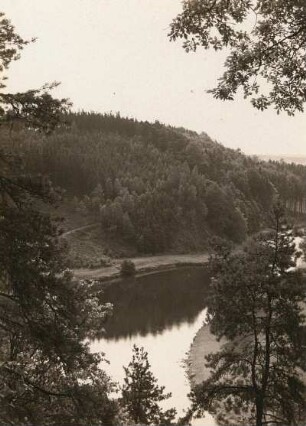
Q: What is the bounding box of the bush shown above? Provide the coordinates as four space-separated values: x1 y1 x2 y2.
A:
120 259 136 277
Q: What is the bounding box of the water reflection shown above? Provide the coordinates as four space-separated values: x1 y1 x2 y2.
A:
93 238 305 425
102 267 211 340
92 266 216 425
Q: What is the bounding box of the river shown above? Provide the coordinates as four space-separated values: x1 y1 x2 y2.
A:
91 266 216 425
91 234 305 425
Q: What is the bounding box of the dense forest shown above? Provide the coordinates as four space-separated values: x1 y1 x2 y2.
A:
2 112 306 261
2 4 306 425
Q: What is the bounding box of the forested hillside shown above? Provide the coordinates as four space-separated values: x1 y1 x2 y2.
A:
2 112 305 262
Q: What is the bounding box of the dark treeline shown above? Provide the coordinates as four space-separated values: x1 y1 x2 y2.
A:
3 112 306 254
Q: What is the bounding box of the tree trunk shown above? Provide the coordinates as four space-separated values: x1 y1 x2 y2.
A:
255 394 264 426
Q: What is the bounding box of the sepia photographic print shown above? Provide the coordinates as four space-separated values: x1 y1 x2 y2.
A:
0 1 306 425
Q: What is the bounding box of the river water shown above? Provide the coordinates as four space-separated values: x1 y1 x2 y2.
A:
91 235 305 425
91 266 216 425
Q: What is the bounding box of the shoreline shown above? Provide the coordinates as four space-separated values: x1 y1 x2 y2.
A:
73 252 210 281
187 234 306 388
187 322 223 387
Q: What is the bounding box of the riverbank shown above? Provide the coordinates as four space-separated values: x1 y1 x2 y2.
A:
187 323 221 387
187 240 306 426
188 234 306 385
187 325 251 426
73 252 210 281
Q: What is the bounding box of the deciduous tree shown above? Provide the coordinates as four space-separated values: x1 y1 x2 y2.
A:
169 0 306 114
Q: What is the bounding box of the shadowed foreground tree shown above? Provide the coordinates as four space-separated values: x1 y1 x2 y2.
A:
0 143 119 426
120 345 176 425
188 204 306 426
169 0 306 115
0 11 70 132
0 11 118 425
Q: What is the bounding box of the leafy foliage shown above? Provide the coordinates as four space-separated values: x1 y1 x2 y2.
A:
169 0 306 114
120 345 176 425
120 260 136 277
0 144 118 425
0 12 30 90
10 112 306 258
1 83 71 134
190 204 306 426
0 11 117 425
0 12 70 132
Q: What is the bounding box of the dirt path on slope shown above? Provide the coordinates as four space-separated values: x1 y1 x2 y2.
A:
62 223 100 237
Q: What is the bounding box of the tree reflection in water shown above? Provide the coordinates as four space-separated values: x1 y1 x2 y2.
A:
101 266 211 340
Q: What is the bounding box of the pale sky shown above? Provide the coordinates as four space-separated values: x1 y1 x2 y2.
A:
2 0 306 156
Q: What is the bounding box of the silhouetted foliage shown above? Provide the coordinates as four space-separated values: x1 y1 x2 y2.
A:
120 345 176 425
169 0 306 114
190 204 306 426
0 12 116 425
0 12 70 132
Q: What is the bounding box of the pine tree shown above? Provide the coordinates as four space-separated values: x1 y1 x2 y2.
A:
0 12 117 425
0 148 117 424
121 345 176 425
0 12 70 133
190 203 306 426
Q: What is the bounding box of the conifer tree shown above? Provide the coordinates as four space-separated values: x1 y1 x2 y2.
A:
0 11 117 425
190 203 306 426
121 345 176 425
